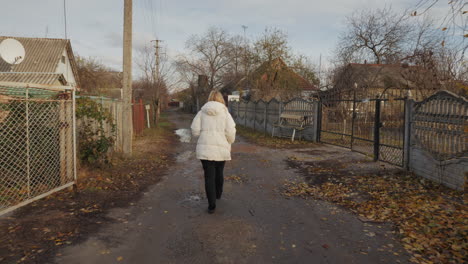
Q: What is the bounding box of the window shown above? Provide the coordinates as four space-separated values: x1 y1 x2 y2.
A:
61 56 66 63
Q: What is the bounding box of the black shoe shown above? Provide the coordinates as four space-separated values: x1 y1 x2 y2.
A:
208 206 216 214
216 194 222 200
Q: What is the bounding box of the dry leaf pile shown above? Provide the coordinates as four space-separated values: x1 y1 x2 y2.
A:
282 174 467 264
0 119 177 264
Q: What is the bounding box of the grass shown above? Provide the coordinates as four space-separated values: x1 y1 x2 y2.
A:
237 125 319 149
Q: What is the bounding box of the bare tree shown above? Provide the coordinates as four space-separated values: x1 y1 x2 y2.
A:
135 44 176 123
289 54 319 85
178 27 235 90
75 56 121 95
337 7 411 64
253 27 291 64
410 0 467 37
409 0 467 84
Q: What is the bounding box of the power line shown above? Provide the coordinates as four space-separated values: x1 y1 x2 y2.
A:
148 0 157 38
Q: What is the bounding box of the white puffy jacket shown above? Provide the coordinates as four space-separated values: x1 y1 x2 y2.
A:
191 101 236 161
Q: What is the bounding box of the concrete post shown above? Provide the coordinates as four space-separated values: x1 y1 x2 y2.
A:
122 0 133 155
244 101 247 127
403 99 414 170
312 101 319 142
253 102 256 130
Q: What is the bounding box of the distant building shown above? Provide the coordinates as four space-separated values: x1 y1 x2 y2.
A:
0 36 80 88
323 63 440 101
235 58 318 101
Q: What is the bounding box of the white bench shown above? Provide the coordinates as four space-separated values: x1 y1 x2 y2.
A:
272 113 307 141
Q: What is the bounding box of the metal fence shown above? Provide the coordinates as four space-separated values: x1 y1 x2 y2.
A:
319 97 406 166
409 91 468 190
133 98 146 136
75 96 151 154
229 90 467 190
77 95 124 152
229 98 318 140
0 84 76 216
412 91 467 160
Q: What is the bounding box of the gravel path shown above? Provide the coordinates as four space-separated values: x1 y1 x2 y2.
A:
55 111 410 264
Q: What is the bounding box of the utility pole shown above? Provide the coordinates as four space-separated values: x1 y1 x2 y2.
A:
151 39 163 124
318 53 322 89
122 0 133 154
241 25 248 76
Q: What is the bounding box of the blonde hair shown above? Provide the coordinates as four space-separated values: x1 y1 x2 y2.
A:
207 90 225 105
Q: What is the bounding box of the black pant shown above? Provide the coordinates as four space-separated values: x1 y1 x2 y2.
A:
201 160 225 209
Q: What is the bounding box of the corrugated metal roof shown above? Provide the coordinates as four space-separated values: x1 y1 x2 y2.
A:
0 72 66 85
0 36 67 72
0 36 80 87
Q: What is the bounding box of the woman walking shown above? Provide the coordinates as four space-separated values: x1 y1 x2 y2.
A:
191 91 236 214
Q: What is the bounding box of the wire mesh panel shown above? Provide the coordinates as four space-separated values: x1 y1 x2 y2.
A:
413 91 467 160
0 85 75 215
379 99 405 166
352 100 375 156
320 100 353 148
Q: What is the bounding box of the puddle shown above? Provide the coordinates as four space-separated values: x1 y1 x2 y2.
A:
176 150 194 162
189 195 201 201
178 194 203 207
175 128 192 143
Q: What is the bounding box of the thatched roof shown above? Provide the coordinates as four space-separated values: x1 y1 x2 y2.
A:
236 58 317 92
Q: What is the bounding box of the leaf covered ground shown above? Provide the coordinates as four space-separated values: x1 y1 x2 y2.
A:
0 116 177 264
237 125 466 264
282 157 467 264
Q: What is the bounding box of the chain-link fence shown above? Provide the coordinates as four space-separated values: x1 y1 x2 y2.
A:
0 84 76 215
76 95 123 153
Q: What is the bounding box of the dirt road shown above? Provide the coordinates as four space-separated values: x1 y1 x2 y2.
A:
55 111 409 264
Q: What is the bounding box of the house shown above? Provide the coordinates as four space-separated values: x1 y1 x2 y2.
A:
235 58 318 101
323 63 439 101
0 36 80 89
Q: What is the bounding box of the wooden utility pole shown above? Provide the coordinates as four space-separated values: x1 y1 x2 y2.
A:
151 39 163 124
122 0 133 154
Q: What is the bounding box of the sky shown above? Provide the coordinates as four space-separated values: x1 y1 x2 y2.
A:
0 0 449 79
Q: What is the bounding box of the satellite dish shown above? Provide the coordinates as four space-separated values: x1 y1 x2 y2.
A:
0 39 26 65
